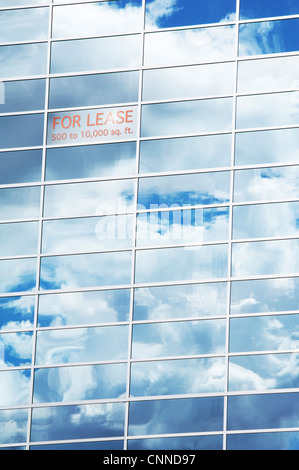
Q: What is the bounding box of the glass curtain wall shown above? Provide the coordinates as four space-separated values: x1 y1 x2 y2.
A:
0 0 299 451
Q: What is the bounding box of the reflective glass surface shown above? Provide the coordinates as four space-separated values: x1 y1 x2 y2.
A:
38 289 130 327
43 179 135 218
142 62 235 101
230 314 299 353
45 142 136 181
52 1 143 38
228 393 299 430
237 92 299 129
144 26 236 67
234 165 299 203
238 55 299 94
128 397 224 435
51 35 141 74
0 150 42 185
35 325 128 365
0 7 49 43
240 0 299 20
0 370 31 406
42 214 133 254
130 357 226 396
135 244 228 284
49 71 139 109
229 353 299 392
227 431 299 451
33 363 127 403
235 128 299 166
0 0 48 5
231 277 299 315
133 282 228 321
139 134 231 173
0 43 48 79
30 441 124 450
0 114 44 149
0 409 28 445
0 221 39 257
30 402 126 442
239 18 299 56
141 98 233 137
0 186 40 221
232 239 299 278
138 172 230 209
132 319 226 358
0 295 35 331
0 331 33 367
136 207 229 247
0 258 37 294
145 0 236 29
128 435 223 451
39 251 132 290
0 79 46 113
233 201 299 240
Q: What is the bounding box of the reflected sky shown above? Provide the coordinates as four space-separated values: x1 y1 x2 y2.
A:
128 434 223 451
134 282 228 321
0 408 28 445
0 150 42 185
0 43 48 79
0 7 49 43
0 295 35 331
0 369 31 407
227 431 299 451
0 114 44 149
0 331 32 367
38 289 130 328
0 258 37 294
0 221 39 257
30 441 124 450
0 186 40 221
240 0 299 20
0 79 46 113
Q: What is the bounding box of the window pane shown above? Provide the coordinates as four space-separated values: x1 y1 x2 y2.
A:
141 98 233 138
130 357 226 396
0 43 47 79
128 397 224 435
128 435 223 451
0 258 37 294
233 201 299 240
0 221 39 257
139 134 231 174
38 289 130 327
228 393 299 430
235 128 299 166
43 179 135 218
232 239 299 278
135 244 228 284
138 172 230 209
30 402 126 442
52 1 143 38
42 214 133 254
51 35 141 74
0 0 48 5
33 363 127 403
229 314 299 353
0 114 44 149
0 149 42 184
0 331 33 367
0 7 48 43
0 186 40 221
240 0 299 20
230 277 299 315
227 431 299 451
39 251 132 290
30 441 124 450
229 353 299 392
0 295 35 330
144 25 236 67
0 79 46 113
239 18 299 56
132 319 226 358
234 165 299 203
136 207 229 247
45 142 136 181
49 71 139 109
133 282 228 321
35 325 128 365
0 409 28 445
0 370 31 406
146 0 236 29
142 62 235 101
238 56 299 94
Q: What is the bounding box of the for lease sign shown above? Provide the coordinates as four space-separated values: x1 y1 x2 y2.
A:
47 105 138 145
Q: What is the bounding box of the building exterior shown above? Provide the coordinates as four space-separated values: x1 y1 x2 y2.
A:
0 0 299 451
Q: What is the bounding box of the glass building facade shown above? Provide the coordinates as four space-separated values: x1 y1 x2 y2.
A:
0 0 299 451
